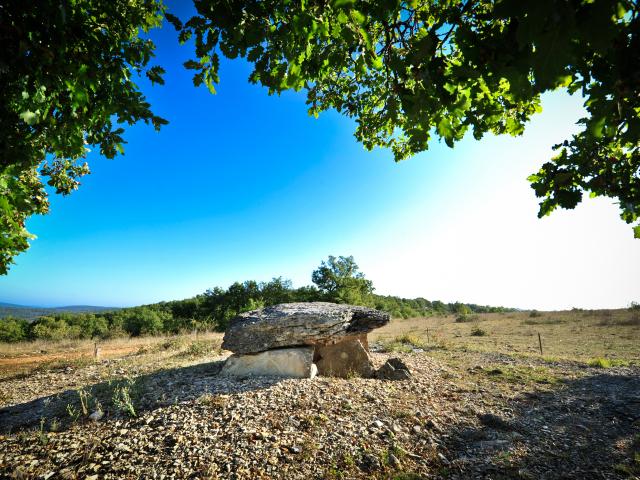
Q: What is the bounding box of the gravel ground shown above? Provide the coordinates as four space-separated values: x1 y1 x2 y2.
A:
0 347 638 479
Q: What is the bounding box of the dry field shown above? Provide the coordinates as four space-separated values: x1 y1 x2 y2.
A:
371 309 640 364
0 332 224 381
0 309 638 479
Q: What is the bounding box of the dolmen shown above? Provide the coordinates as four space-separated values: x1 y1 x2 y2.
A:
220 302 390 379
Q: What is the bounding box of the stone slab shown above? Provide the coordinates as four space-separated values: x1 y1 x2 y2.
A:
222 302 389 354
220 346 317 379
315 337 374 378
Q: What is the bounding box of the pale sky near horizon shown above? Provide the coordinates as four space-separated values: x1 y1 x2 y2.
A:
1 11 638 311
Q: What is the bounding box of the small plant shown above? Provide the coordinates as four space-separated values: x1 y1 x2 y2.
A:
391 409 413 419
587 357 630 368
197 393 229 409
470 326 487 336
49 418 60 432
112 382 137 417
37 417 49 445
589 357 612 368
342 452 355 467
66 403 80 423
381 443 406 468
380 333 427 353
77 388 90 416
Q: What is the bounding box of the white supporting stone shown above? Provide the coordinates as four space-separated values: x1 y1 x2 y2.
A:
221 346 317 379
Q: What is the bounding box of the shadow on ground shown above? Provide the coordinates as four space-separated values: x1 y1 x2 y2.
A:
0 359 282 434
443 369 640 479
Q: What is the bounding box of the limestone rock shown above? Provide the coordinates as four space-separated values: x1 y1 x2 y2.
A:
220 346 317 379
315 336 374 378
222 302 389 354
376 357 411 380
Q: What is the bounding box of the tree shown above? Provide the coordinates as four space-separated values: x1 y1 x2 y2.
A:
3 1 639 276
123 307 168 336
173 0 640 236
312 255 373 304
0 317 29 342
0 0 167 273
261 277 294 305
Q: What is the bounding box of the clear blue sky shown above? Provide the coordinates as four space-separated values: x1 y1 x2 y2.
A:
1 4 639 310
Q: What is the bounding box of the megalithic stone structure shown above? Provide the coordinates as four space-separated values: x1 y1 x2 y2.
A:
220 302 390 378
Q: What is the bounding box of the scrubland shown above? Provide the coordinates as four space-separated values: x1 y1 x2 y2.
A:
0 309 638 479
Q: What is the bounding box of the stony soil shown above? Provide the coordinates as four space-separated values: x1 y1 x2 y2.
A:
0 344 639 479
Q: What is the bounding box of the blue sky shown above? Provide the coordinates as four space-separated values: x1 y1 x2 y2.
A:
1 6 639 310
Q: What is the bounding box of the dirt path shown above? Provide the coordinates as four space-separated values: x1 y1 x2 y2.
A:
0 345 143 373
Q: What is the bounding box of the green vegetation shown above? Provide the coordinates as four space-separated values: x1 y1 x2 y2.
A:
2 0 167 273
380 333 428 353
3 0 639 273
0 256 511 343
587 357 630 368
470 326 488 336
177 1 640 237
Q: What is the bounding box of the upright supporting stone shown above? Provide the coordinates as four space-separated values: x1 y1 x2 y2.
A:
221 346 317 379
315 336 374 378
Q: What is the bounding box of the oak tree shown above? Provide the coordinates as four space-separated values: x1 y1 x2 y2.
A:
0 0 167 273
174 0 640 235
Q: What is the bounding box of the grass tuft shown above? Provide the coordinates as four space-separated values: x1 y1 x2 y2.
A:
379 333 427 353
587 357 630 368
470 326 487 337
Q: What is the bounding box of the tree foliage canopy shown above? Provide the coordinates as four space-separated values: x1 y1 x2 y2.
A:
175 0 640 235
0 0 167 273
311 255 374 304
1 1 639 274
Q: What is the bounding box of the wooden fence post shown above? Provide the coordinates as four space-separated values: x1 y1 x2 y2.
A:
538 333 543 355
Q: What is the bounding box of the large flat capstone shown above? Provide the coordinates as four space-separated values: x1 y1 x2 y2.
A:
220 346 317 378
222 302 389 355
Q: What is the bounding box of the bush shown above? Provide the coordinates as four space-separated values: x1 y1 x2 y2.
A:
470 326 487 336
455 314 479 323
123 308 170 336
529 310 542 318
0 317 29 342
31 316 81 340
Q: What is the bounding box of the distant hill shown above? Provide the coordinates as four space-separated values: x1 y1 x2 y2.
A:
0 302 118 320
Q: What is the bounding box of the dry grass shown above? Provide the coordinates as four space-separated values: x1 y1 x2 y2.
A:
369 309 640 364
0 332 223 379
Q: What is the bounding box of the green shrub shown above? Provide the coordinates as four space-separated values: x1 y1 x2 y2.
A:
470 326 487 336
31 317 81 340
455 314 479 323
123 308 170 336
529 310 542 318
0 317 29 342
